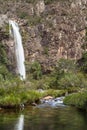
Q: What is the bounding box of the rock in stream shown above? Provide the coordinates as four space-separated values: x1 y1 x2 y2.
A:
37 96 65 108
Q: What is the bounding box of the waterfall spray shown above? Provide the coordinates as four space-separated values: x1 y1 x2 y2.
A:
9 20 26 80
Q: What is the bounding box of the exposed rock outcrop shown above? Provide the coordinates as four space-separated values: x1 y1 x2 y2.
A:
0 0 87 72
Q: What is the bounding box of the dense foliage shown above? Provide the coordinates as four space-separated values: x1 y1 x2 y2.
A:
64 91 87 111
78 52 87 73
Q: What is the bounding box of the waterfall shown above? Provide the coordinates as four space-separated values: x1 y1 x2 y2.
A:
9 20 26 80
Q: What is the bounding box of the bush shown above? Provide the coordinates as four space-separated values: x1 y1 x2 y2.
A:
20 90 42 104
27 61 42 80
0 43 8 64
0 65 9 80
56 58 76 73
18 12 29 19
28 16 42 26
49 58 77 89
0 94 21 107
43 89 66 97
58 72 87 89
64 91 87 110
78 52 87 73
0 85 42 108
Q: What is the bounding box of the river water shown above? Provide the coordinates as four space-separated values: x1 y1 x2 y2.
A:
0 106 87 130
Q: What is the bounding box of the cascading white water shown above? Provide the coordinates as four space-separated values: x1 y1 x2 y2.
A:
9 20 26 80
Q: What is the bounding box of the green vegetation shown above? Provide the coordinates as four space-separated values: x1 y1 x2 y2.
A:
0 82 66 108
78 52 87 73
17 12 42 26
0 43 8 64
26 61 42 80
28 16 42 26
64 91 87 111
18 12 29 19
26 58 87 92
62 52 87 111
43 47 49 55
0 85 41 108
0 42 11 80
49 58 87 89
43 89 66 97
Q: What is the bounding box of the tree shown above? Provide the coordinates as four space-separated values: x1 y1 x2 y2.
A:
50 58 77 89
28 61 42 80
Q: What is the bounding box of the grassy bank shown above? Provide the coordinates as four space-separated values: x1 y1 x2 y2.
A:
64 90 87 111
0 83 67 109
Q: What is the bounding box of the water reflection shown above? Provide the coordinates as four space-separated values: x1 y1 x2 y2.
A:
0 107 87 130
14 114 24 130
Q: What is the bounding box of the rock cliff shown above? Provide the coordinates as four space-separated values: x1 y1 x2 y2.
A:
0 0 87 72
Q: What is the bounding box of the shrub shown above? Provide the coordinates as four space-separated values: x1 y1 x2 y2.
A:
20 90 42 104
56 58 76 73
58 72 87 89
28 16 42 26
18 12 29 19
0 94 21 107
49 58 77 89
27 61 42 80
0 43 8 64
43 47 49 55
64 91 87 110
78 52 87 73
43 89 66 97
0 65 9 80
0 85 42 108
49 58 87 90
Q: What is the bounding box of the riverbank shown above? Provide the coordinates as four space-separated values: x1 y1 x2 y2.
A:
64 90 87 111
0 84 67 110
0 80 87 111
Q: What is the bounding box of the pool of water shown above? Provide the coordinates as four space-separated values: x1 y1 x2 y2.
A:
0 106 87 130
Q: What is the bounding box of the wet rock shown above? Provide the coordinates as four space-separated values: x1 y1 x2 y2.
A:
43 96 53 100
39 96 65 108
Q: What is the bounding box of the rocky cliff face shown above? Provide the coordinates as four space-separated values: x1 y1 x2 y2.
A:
0 0 87 72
